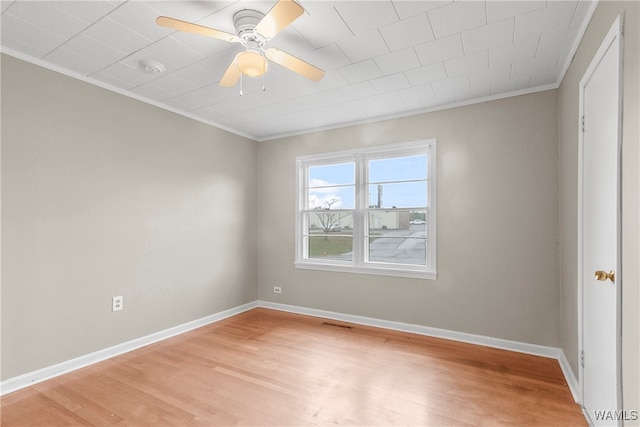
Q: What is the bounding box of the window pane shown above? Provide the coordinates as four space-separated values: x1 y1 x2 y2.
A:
368 181 426 208
307 210 353 259
308 236 353 261
308 163 354 186
308 186 355 209
296 141 435 277
368 211 427 232
369 155 427 183
368 211 426 265
306 212 353 234
368 237 426 265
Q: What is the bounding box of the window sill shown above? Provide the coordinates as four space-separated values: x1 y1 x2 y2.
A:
294 261 437 280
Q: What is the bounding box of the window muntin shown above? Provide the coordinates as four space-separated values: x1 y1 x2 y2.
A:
296 141 436 279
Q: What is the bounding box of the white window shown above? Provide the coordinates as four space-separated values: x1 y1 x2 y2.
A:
295 140 436 279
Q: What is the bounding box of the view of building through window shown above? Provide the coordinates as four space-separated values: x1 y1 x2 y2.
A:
297 141 436 278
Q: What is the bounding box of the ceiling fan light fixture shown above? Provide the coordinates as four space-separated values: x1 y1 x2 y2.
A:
237 49 268 77
156 0 324 88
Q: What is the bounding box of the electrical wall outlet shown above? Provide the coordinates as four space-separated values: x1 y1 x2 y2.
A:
112 296 123 312
273 286 282 294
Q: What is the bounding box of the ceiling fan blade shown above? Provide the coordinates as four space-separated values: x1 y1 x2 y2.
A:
220 54 241 87
156 16 239 43
265 48 325 81
255 0 304 40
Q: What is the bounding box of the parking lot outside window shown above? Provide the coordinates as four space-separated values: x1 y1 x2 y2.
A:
295 140 436 279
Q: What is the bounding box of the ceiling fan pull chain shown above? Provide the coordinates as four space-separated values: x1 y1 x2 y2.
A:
262 70 266 92
240 73 244 96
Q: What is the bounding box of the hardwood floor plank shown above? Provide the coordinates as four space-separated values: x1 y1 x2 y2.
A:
1 308 586 426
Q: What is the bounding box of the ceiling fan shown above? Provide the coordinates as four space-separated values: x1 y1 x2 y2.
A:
156 0 325 88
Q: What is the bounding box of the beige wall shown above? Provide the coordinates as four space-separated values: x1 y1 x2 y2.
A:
258 90 561 347
558 0 639 419
1 55 258 380
3 2 638 414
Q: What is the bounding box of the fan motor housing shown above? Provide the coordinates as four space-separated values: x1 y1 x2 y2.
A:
233 9 265 44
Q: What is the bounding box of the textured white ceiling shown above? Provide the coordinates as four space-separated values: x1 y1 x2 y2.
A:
1 0 596 141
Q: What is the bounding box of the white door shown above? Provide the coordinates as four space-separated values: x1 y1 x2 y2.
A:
579 16 622 427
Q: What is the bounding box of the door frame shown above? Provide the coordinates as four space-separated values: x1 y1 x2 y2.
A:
577 13 624 419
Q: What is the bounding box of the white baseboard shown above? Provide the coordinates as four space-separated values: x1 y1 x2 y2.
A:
557 350 581 403
258 300 581 403
1 299 581 405
0 301 258 396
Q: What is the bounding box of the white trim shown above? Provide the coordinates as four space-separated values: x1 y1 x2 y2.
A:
0 47 561 144
293 261 437 279
295 140 436 279
258 84 559 142
2 0 598 147
558 350 581 403
577 14 624 418
260 0 599 144
0 301 258 396
258 300 579 400
0 48 256 142
260 301 556 357
556 1 599 90
1 300 580 404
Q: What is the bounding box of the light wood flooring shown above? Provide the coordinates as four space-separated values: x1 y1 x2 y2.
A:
1 308 586 426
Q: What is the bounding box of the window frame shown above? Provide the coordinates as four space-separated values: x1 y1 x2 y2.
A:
295 140 437 280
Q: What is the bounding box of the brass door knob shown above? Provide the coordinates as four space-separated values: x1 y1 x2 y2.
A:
595 270 615 283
